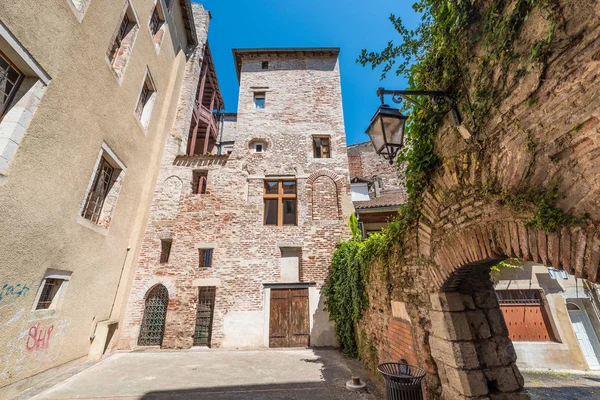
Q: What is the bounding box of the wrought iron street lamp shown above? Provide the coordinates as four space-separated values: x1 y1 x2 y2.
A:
366 87 469 163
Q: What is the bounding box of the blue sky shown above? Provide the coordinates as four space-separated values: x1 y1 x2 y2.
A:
197 0 420 145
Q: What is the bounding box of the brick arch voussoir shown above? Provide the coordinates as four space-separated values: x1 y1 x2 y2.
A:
430 219 600 291
139 278 176 301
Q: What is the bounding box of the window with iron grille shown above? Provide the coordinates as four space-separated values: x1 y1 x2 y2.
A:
160 239 172 263
82 157 115 223
149 7 163 36
312 136 330 158
192 171 208 194
193 286 216 346
138 284 169 346
109 13 131 66
0 51 23 119
264 180 297 226
35 278 62 310
198 248 213 268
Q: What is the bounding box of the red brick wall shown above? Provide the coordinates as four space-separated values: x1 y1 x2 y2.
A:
387 318 418 366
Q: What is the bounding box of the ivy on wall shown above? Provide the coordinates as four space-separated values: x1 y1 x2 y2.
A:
325 0 574 359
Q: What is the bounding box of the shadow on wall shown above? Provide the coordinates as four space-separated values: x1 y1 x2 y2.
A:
311 293 337 347
245 58 338 74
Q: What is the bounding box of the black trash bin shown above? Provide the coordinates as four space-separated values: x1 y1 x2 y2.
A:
377 361 425 400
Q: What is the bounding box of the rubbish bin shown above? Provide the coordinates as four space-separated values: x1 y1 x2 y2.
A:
377 361 425 400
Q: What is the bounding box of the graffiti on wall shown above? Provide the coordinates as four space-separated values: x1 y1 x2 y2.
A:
25 323 54 352
0 283 30 308
1 304 71 385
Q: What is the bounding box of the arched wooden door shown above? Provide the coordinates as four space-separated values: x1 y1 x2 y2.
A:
138 285 169 346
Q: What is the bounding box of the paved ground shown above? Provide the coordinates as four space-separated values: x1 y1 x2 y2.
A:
523 370 600 400
26 349 380 400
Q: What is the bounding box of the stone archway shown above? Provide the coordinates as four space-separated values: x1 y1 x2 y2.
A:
420 219 598 399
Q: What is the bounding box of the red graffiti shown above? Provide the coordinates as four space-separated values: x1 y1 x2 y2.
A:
25 323 54 352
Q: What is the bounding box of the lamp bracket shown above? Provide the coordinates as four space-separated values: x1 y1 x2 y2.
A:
377 88 455 117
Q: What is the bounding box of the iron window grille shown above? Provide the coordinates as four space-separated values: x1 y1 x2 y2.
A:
198 248 213 268
138 285 169 346
35 278 62 310
192 171 208 194
496 289 543 305
263 180 297 226
109 13 131 66
160 239 172 263
149 7 163 36
82 157 115 223
193 286 216 346
312 136 331 158
0 50 23 119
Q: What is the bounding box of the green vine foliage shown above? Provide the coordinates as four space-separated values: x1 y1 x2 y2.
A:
326 0 565 358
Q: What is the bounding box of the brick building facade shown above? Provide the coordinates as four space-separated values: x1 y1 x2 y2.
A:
119 48 353 349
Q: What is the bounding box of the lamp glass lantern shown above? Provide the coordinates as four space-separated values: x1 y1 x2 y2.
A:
365 105 408 162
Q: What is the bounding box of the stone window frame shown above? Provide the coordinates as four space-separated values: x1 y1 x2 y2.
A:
30 269 72 320
78 142 127 233
195 243 215 269
67 0 91 23
0 21 51 183
134 68 157 132
147 0 167 54
106 0 140 85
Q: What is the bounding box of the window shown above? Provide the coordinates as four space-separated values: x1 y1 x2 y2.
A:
199 248 213 268
164 0 172 11
107 2 139 80
262 61 269 70
0 51 23 119
160 239 172 263
254 143 263 153
80 143 126 228
148 4 166 48
36 279 61 310
192 170 207 194
312 136 330 158
32 270 71 312
264 180 297 226
135 70 157 129
82 157 115 223
254 92 265 109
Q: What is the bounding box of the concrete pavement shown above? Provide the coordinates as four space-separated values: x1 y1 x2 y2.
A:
25 349 380 399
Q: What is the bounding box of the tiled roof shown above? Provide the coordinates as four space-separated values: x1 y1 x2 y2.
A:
354 191 407 210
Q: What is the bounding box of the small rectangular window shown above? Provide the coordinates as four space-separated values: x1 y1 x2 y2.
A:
0 51 24 119
199 248 213 268
262 61 269 70
82 157 115 223
107 2 139 79
263 180 297 226
160 239 172 263
254 92 265 109
135 71 157 129
36 279 62 310
109 13 131 66
313 136 331 159
148 4 166 48
149 7 163 35
193 171 208 194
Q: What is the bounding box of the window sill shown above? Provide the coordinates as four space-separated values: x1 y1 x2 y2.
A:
77 216 109 236
29 309 57 321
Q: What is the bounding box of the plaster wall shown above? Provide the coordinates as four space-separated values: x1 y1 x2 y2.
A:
0 0 196 389
496 262 594 370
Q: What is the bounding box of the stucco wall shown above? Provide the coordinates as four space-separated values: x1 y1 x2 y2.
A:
496 262 591 370
0 0 196 389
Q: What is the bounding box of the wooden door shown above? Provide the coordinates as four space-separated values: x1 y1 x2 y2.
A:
269 288 309 347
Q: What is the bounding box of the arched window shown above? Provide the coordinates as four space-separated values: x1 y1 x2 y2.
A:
138 285 169 346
